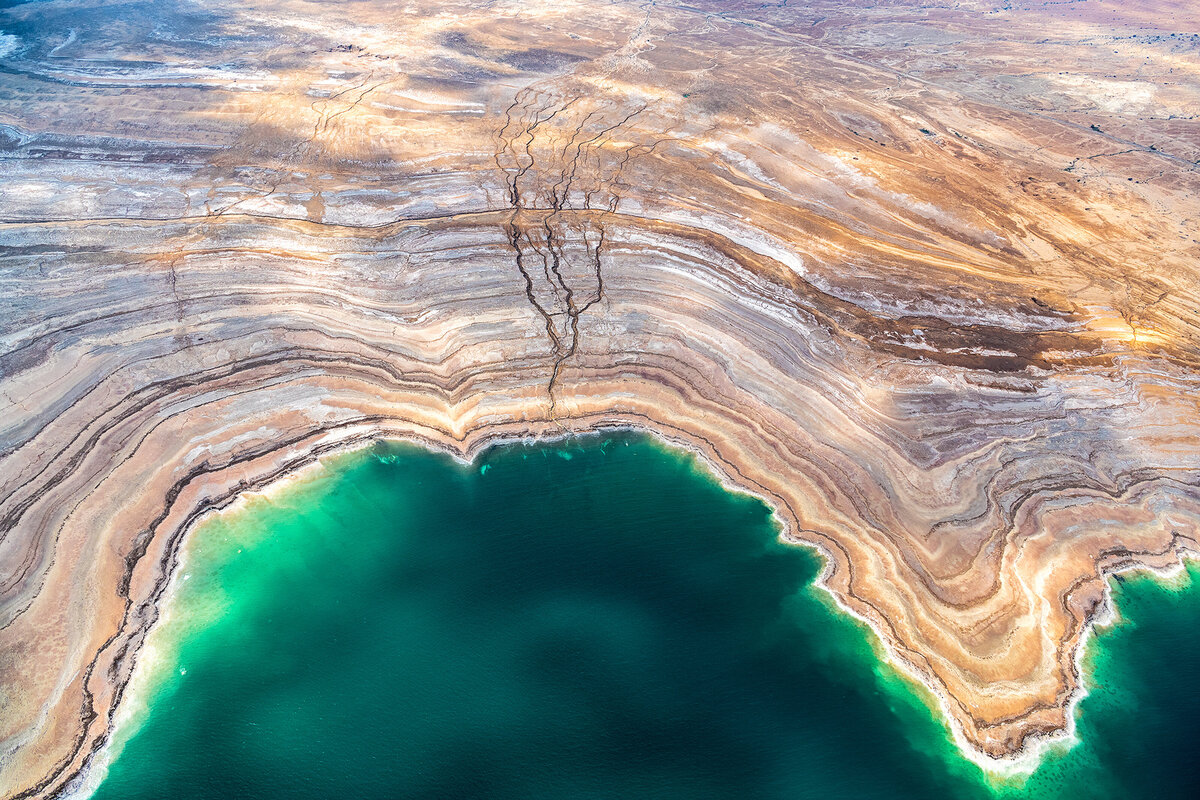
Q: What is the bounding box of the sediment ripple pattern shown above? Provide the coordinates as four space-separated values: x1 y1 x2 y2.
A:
1 1 1199 796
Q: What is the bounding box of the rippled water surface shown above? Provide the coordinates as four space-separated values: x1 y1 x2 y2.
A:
90 433 1200 799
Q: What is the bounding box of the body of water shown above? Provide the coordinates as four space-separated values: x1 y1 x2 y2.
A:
88 433 1200 799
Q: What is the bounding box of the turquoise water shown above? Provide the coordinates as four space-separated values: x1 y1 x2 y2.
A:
90 433 1200 799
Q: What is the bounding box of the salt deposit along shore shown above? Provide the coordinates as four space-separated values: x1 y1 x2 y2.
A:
2 1 1200 797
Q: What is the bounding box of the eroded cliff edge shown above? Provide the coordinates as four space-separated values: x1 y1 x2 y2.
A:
2 0 1200 796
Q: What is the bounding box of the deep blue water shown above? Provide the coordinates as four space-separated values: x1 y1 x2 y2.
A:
89 434 1200 799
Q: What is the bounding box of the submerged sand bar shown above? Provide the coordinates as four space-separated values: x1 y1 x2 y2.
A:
2 1 1200 797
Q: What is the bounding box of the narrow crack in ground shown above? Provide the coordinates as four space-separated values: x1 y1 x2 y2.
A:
495 92 653 421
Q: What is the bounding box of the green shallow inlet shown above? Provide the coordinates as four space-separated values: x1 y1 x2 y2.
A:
88 433 1200 800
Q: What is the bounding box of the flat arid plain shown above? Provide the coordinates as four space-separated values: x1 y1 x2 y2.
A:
1 0 1199 796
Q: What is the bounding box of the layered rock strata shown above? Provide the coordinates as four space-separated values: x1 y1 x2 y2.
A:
1 0 1199 796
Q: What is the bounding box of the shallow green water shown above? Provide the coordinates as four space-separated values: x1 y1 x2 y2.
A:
89 433 1200 799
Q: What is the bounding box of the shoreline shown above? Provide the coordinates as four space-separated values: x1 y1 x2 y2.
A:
61 424 1200 798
